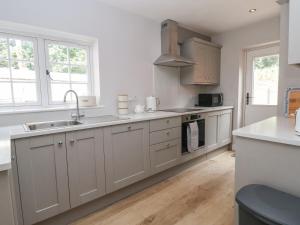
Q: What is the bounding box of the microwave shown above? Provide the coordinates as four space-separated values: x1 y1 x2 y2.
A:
197 93 223 107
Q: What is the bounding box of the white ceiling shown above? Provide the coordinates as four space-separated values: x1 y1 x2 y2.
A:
97 0 280 35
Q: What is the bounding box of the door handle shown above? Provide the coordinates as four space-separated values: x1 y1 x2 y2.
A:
246 93 253 105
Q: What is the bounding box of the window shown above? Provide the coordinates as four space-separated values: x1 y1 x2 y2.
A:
46 42 91 103
0 35 39 106
0 31 94 109
252 54 279 105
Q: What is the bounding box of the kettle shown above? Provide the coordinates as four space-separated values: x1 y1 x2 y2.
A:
146 96 160 112
296 108 300 133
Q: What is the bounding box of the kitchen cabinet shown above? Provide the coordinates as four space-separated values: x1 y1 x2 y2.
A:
181 37 221 85
104 122 150 193
218 110 232 145
205 112 219 152
66 128 106 208
15 134 70 225
288 0 300 64
150 139 181 174
205 110 232 153
150 117 181 132
149 117 181 174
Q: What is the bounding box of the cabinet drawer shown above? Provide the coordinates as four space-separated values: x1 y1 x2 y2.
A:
150 139 180 174
111 121 148 134
150 127 181 145
150 117 181 132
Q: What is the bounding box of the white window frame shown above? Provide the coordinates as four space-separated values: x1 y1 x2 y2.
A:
44 39 93 105
0 22 98 111
0 32 42 107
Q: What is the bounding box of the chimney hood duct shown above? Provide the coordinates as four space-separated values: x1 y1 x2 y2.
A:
154 20 195 67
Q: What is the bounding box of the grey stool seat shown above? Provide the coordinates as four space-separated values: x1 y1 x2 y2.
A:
236 184 300 225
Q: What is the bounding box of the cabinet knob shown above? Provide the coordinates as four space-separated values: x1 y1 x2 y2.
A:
166 120 170 124
58 141 63 145
128 126 132 131
166 131 170 136
166 144 170 148
70 139 75 144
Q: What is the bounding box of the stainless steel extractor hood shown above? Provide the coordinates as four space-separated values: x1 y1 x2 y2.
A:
154 20 195 67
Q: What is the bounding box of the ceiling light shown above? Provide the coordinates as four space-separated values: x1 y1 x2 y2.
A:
249 9 257 13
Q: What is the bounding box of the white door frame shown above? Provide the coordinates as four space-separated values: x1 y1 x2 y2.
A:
241 41 280 126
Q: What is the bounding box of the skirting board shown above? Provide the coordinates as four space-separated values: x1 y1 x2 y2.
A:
34 146 230 225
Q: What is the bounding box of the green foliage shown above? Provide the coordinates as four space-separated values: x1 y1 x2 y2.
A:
48 44 87 65
254 55 279 70
71 65 86 74
69 47 86 64
9 39 34 61
52 64 68 73
0 39 8 58
0 60 8 68
49 44 68 63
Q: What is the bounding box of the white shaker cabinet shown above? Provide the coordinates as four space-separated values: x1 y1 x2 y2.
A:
66 128 106 208
288 0 300 64
181 37 221 85
205 112 219 152
218 110 232 146
14 128 106 224
104 122 150 193
15 134 70 225
205 110 232 153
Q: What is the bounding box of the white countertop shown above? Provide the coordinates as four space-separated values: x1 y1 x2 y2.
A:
0 106 233 171
233 116 300 146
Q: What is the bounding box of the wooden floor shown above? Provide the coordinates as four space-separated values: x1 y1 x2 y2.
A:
71 151 235 225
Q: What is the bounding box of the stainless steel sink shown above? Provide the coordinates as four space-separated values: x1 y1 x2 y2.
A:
24 120 83 131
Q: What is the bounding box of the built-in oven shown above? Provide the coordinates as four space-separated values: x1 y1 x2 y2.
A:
181 113 205 154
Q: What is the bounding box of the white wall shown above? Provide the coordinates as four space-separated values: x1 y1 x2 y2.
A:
211 17 280 129
277 3 300 116
0 0 161 126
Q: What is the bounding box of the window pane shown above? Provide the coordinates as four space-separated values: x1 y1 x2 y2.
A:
13 82 37 103
50 83 70 102
69 47 87 65
50 64 69 81
47 42 91 104
9 39 34 61
11 61 36 80
252 54 279 105
70 65 88 82
0 38 8 59
48 44 68 63
71 83 88 96
0 82 12 104
0 60 9 81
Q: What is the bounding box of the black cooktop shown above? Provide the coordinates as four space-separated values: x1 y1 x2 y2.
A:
160 108 203 113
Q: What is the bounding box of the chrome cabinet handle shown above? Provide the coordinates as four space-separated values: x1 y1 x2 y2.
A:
58 141 63 145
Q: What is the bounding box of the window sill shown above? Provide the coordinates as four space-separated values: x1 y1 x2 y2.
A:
0 105 104 116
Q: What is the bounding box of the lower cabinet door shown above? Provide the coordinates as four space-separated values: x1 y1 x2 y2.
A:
205 113 219 152
150 139 180 174
15 134 70 225
66 128 106 208
104 122 150 193
218 111 232 145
